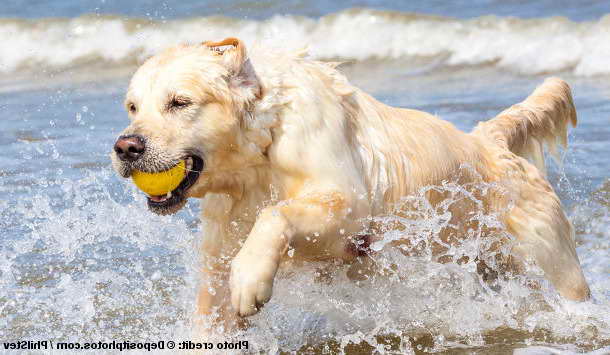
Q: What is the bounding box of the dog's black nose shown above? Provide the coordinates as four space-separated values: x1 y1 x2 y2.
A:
114 134 145 162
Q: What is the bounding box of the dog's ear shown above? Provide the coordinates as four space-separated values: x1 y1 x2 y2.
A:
203 37 262 101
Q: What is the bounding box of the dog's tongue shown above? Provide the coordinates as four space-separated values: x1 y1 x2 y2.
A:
149 195 168 202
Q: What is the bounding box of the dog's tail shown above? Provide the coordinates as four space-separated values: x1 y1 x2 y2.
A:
472 77 577 175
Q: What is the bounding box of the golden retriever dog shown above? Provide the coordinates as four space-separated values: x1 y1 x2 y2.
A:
111 37 590 332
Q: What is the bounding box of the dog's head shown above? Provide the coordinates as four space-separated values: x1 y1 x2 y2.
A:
111 38 267 215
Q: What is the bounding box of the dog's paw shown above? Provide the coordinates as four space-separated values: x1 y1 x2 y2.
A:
230 251 278 317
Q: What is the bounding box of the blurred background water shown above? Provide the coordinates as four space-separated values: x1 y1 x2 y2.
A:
0 1 609 354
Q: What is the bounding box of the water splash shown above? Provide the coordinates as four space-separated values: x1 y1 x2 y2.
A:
1 164 609 353
0 170 200 344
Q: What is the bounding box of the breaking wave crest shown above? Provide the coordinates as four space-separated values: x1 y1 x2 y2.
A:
2 8 610 77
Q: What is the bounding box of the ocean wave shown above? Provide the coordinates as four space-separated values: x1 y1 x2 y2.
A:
1 9 610 76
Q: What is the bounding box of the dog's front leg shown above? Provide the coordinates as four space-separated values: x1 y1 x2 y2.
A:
230 191 359 317
229 207 293 317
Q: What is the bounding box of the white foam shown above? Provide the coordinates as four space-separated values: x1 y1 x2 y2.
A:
2 9 610 77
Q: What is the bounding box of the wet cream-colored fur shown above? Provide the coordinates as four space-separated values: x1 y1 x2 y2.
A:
112 38 590 331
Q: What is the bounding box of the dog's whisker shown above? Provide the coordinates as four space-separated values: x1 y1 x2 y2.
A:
176 165 199 173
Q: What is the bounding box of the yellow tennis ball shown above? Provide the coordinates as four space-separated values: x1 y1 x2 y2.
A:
131 160 186 196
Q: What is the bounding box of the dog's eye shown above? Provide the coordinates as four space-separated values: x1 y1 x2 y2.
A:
127 103 137 114
167 97 192 111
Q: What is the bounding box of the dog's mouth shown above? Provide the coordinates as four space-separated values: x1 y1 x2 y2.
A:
146 155 204 214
